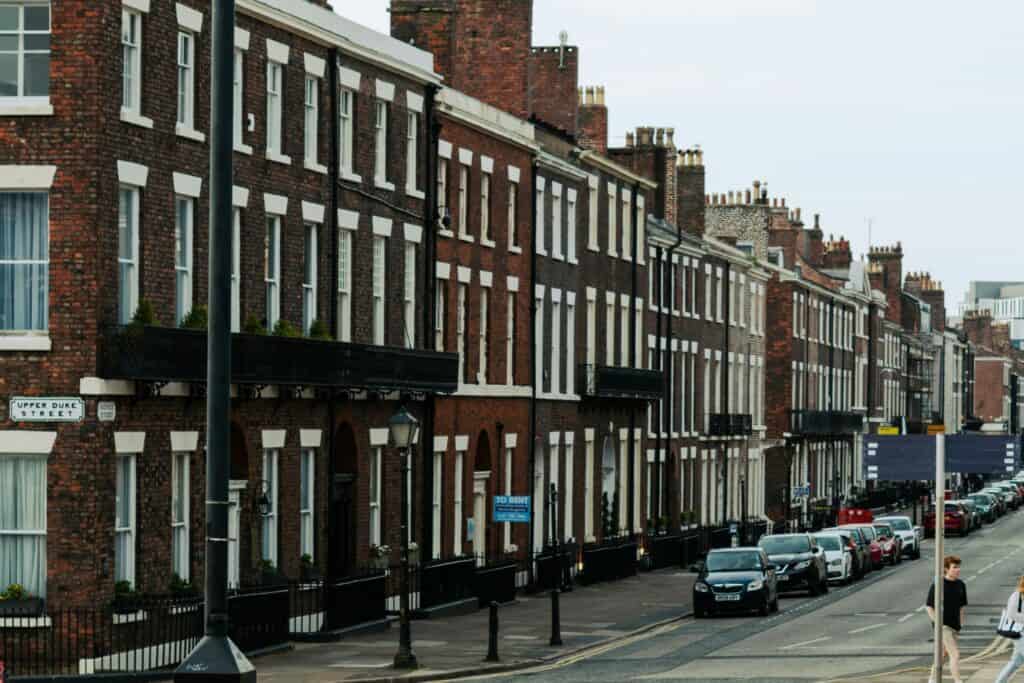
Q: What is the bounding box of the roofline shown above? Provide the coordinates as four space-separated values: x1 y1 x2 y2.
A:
437 89 539 152
576 150 658 190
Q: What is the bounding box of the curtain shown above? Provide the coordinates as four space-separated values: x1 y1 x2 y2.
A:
0 455 47 597
0 193 48 331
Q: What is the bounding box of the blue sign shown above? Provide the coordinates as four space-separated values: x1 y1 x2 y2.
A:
947 435 1018 475
493 495 531 523
863 434 1020 481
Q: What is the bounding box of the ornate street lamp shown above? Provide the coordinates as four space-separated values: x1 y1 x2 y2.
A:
390 406 420 670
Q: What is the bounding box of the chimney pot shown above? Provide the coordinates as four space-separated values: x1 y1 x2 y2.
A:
638 127 651 145
728 191 735 204
655 128 665 146
596 86 605 105
625 131 635 147
796 207 802 222
814 213 820 230
744 189 751 204
696 149 704 165
666 128 675 147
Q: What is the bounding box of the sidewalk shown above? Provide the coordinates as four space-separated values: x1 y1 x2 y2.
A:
255 568 695 682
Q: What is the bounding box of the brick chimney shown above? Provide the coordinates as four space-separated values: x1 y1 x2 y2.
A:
528 39 579 135
390 0 533 120
868 243 904 325
919 276 946 333
677 147 705 238
577 85 608 153
803 213 824 267
822 234 852 270
962 309 993 351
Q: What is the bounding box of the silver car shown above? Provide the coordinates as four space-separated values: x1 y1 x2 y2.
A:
875 515 922 559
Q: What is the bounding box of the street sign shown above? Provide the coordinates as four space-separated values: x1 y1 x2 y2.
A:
10 397 84 423
878 426 900 436
493 495 531 523
863 435 936 480
946 435 1018 475
927 424 945 435
791 485 810 498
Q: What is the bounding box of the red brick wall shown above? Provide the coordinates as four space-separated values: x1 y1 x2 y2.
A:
578 100 607 154
678 163 706 238
974 359 1007 421
765 277 794 439
528 47 579 136
390 0 456 83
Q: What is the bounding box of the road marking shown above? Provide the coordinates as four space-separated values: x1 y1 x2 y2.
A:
780 636 830 650
898 613 916 623
849 623 888 635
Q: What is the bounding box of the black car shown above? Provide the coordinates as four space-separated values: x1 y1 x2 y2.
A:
693 548 779 618
757 533 828 596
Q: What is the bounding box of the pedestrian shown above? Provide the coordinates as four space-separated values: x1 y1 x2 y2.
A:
925 555 968 683
994 575 1024 683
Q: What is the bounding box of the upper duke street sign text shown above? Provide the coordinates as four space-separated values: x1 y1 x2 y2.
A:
10 397 85 423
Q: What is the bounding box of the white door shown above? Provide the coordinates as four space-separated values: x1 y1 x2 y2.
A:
473 473 489 565
228 481 245 589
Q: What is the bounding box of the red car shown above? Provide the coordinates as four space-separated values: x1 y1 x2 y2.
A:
840 524 883 569
924 502 971 537
872 522 902 565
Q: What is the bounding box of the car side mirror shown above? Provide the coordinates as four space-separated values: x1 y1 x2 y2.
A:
811 546 820 554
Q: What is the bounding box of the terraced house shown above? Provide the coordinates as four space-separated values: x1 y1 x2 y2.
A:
0 0 459 609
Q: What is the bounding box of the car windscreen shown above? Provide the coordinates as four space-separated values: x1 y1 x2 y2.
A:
706 551 762 572
968 495 989 505
857 526 877 541
873 525 892 537
759 536 811 554
944 503 960 513
884 518 911 531
813 535 842 551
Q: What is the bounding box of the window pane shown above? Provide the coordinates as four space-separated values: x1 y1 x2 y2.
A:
0 53 16 96
24 34 48 51
24 53 48 96
300 453 310 509
0 35 17 51
119 190 133 260
23 5 49 31
0 6 18 30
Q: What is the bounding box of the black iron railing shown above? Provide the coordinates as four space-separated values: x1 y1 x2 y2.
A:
101 325 459 394
706 413 753 437
579 364 663 400
788 410 863 435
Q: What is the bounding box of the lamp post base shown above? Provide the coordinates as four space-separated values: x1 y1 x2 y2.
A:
393 650 419 670
174 635 255 683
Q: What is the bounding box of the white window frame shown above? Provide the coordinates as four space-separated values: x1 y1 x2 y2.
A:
567 189 577 263
480 172 491 243
551 295 561 393
432 448 443 559
266 61 284 158
478 284 490 384
118 185 140 324
176 31 195 131
584 433 594 541
587 177 599 252
535 179 546 255
619 298 629 367
406 111 419 196
300 448 315 559
508 181 519 250
536 287 546 389
564 440 574 540
171 451 190 581
435 274 447 352
337 226 353 341
233 48 246 150
506 291 516 385
566 295 576 395
174 196 194 326
261 449 279 565
372 235 386 345
605 295 615 366
551 183 563 260
231 207 241 332
437 158 449 234
458 282 468 383
374 100 389 188
121 9 143 116
621 191 631 261
369 446 382 547
114 452 135 590
304 75 319 168
503 445 513 549
264 215 281 331
302 222 318 334
453 448 464 555
607 183 618 258
404 242 416 348
457 164 470 240
0 2 50 108
339 87 355 177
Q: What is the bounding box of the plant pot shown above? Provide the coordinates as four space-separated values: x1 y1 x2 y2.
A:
112 596 142 615
0 597 44 617
300 565 322 582
369 556 390 570
261 571 287 587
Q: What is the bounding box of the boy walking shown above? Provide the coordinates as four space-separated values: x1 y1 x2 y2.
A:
925 555 968 683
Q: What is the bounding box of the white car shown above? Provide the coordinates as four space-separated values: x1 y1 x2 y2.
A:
875 515 922 559
812 532 853 584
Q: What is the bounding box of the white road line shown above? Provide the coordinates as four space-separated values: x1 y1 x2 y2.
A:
898 613 916 623
780 636 831 651
849 623 888 635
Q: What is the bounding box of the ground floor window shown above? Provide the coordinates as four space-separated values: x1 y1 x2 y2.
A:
262 449 279 566
0 454 47 596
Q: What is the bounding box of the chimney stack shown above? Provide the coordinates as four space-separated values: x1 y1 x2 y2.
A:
577 84 609 154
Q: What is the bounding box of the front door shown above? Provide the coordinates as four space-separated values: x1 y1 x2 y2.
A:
330 475 355 578
473 479 487 565
228 481 246 589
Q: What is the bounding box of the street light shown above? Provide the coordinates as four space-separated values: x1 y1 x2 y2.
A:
390 406 420 670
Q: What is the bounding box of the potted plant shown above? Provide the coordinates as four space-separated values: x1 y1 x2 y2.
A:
299 554 321 582
307 319 331 340
256 559 284 586
407 541 420 564
242 314 267 336
169 573 199 597
180 305 208 330
0 583 43 617
112 580 141 614
272 319 301 338
369 544 391 570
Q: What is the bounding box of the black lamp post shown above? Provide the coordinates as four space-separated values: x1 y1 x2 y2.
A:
390 406 420 670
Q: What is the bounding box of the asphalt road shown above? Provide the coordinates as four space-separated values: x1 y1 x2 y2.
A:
467 510 1024 682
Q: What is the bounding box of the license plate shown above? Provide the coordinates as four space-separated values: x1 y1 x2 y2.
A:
715 594 741 601
778 575 789 581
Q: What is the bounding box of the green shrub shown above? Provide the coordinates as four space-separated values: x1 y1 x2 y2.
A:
243 314 267 336
307 318 331 340
0 583 29 601
272 319 301 338
180 305 208 330
130 300 157 327
114 580 136 596
169 573 197 595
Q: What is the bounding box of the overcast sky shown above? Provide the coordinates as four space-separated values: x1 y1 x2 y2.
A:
336 0 1024 310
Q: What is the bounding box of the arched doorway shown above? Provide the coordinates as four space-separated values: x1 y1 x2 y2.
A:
601 436 617 538
330 423 358 578
473 430 492 564
228 423 248 589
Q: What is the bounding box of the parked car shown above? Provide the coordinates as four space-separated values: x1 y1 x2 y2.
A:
955 499 982 530
872 522 902 565
823 525 871 578
693 548 779 618
840 524 884 569
993 482 1022 509
757 533 829 596
813 532 854 584
924 501 971 537
875 515 922 559
981 487 1009 516
966 493 997 523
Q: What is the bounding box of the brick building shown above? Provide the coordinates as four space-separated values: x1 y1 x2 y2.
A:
0 0 460 608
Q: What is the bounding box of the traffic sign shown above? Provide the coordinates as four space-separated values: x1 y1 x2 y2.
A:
864 434 1021 480
946 435 1018 475
878 426 900 436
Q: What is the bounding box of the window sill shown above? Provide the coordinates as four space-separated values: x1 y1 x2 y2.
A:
438 229 455 239
120 109 154 129
112 610 147 625
304 160 328 175
552 252 565 262
374 179 396 192
480 237 496 249
458 233 475 244
0 98 53 116
0 615 51 628
536 248 548 257
587 244 600 253
568 257 579 265
266 150 292 166
176 124 206 143
341 170 363 184
406 186 425 200
621 254 633 263
0 335 51 351
607 250 618 259
234 142 253 155
509 244 523 255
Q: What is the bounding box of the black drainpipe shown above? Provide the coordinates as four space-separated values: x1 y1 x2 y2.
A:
661 228 684 521
326 49 340 576
654 246 663 524
721 260 731 523
420 84 440 560
628 182 639 534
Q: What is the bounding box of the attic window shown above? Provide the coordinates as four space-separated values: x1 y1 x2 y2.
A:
737 241 754 257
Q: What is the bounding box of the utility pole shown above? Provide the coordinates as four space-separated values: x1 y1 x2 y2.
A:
175 2 254 681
